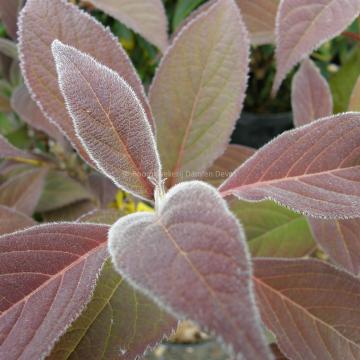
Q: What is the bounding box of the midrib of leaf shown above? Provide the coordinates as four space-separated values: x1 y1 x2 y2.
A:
66 56 154 198
63 268 124 360
168 8 222 187
334 220 354 271
253 276 360 351
220 165 360 197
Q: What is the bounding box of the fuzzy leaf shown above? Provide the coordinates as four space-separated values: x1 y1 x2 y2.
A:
0 133 39 161
273 0 360 93
18 0 154 167
0 0 22 39
202 144 255 186
235 0 279 45
0 205 35 235
150 0 249 188
231 200 315 257
88 0 168 52
88 173 118 208
37 171 95 213
109 181 272 360
77 208 124 225
292 59 333 127
11 85 65 144
349 75 360 112
0 168 47 215
254 258 360 359
308 218 360 275
0 223 108 360
52 41 161 200
219 113 360 219
49 259 176 360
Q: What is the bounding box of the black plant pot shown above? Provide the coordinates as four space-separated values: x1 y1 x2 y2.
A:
231 112 293 149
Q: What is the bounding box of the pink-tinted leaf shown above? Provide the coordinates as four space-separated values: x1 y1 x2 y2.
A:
49 259 176 360
0 168 47 215
273 0 360 93
11 85 65 144
88 0 168 52
0 133 39 161
0 0 22 39
235 0 279 45
149 0 249 188
109 181 272 360
308 218 360 275
202 144 255 186
52 41 161 200
0 205 36 235
88 172 118 208
254 258 360 359
0 223 109 360
292 59 333 127
219 113 360 219
349 75 360 111
77 208 124 225
18 0 154 167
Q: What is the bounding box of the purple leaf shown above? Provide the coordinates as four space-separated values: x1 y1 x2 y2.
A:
88 0 168 52
0 223 109 360
88 172 118 208
0 0 22 39
18 0 154 167
273 0 360 93
52 40 161 200
11 85 65 144
254 258 360 359
219 113 360 219
109 181 272 360
0 168 47 215
0 205 36 235
0 134 39 161
292 59 333 127
149 0 250 188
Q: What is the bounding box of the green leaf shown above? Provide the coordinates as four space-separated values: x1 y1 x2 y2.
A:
48 260 176 360
330 47 360 113
36 171 94 212
172 0 205 31
230 200 316 257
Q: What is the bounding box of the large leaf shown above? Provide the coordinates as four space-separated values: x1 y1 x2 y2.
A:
219 113 360 219
37 171 95 213
149 0 249 188
172 0 205 31
0 205 35 235
273 0 360 93
52 41 161 200
235 0 279 45
202 144 255 187
77 208 124 225
308 218 360 274
0 223 108 360
49 259 176 360
254 258 360 359
18 0 154 167
231 200 315 257
0 0 22 39
0 168 47 215
11 85 65 144
292 59 333 127
109 181 272 360
88 0 168 52
0 133 39 161
349 75 360 112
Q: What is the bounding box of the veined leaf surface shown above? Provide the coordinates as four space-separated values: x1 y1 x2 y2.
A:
219 113 360 219
150 0 249 187
88 0 168 52
18 0 154 167
273 0 360 93
254 258 360 359
109 181 272 360
0 205 35 235
52 41 161 200
292 59 333 127
0 223 109 360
